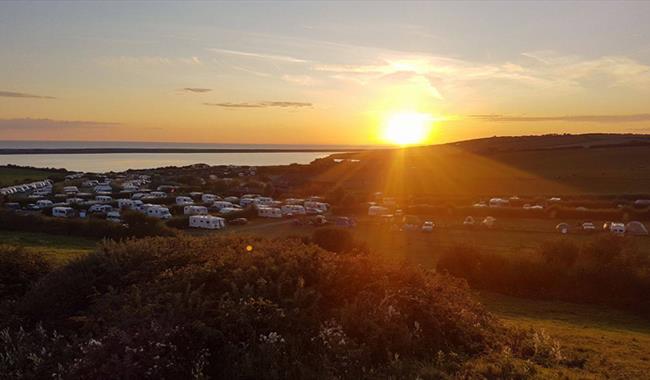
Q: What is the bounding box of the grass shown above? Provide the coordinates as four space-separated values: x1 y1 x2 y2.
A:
0 166 53 187
481 292 650 379
0 230 96 265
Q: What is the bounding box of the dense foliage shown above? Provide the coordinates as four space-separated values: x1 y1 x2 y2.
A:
0 235 574 379
438 236 650 317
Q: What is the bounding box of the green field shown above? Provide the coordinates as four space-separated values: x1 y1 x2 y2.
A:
0 166 54 187
0 230 96 265
481 292 650 379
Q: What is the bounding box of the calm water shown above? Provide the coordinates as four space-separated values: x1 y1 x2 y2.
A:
0 152 334 172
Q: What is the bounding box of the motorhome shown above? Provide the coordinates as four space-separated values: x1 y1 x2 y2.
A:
258 207 283 218
281 204 306 216
184 205 208 215
189 215 225 229
52 206 75 218
176 196 194 206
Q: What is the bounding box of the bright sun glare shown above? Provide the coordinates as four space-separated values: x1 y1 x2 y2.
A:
382 112 434 145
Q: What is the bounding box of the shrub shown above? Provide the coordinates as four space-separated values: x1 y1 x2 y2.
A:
438 236 650 317
311 227 354 253
0 246 51 300
4 235 538 379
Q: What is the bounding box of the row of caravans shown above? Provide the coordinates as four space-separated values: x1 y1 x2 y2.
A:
1 180 53 196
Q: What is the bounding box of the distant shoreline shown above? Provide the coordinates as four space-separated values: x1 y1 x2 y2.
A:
0 148 362 155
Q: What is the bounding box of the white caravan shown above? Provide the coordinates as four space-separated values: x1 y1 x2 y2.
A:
189 215 225 229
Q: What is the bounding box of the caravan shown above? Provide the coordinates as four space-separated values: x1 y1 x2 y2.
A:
184 205 208 215
96 195 113 203
146 205 172 219
52 206 75 218
258 207 283 218
281 204 306 216
176 196 194 206
189 215 225 229
201 193 220 203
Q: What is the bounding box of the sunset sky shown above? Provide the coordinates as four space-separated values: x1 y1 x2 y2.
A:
1 1 650 145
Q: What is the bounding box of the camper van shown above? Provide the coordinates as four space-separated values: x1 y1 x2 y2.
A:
52 206 75 218
146 205 172 219
258 207 283 218
281 204 306 216
176 196 194 206
184 205 208 215
189 215 225 230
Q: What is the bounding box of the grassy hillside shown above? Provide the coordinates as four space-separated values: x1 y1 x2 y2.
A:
0 166 56 187
0 231 95 265
305 134 650 196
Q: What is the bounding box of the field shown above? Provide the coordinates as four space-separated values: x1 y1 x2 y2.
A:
482 292 650 379
0 230 96 265
0 166 54 187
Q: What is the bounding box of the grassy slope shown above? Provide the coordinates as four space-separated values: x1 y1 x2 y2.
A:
0 166 53 187
482 292 650 379
0 230 95 265
316 139 650 196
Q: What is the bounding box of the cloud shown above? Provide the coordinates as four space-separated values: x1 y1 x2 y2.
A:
179 87 212 93
0 118 121 130
0 91 55 99
97 56 202 67
203 101 312 109
207 48 308 63
281 74 320 86
469 113 650 123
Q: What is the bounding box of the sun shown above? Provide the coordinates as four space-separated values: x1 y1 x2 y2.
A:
381 112 433 146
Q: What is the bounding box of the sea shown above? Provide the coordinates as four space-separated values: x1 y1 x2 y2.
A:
0 141 365 173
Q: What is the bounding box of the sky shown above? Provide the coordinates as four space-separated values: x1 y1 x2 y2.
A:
1 1 650 145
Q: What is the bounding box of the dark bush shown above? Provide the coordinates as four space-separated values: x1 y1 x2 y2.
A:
0 246 51 300
3 235 541 379
438 236 650 317
311 227 354 253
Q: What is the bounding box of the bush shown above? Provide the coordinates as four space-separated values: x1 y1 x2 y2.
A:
3 235 538 379
438 236 650 317
311 227 355 253
0 246 51 300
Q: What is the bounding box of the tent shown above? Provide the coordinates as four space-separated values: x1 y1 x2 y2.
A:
626 221 648 235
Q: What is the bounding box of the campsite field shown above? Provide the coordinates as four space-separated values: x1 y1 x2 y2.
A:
0 166 54 187
216 216 650 268
0 230 96 265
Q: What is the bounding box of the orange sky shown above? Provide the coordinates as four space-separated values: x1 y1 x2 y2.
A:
1 2 650 145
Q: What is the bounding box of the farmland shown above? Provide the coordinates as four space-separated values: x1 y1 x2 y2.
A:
0 230 95 265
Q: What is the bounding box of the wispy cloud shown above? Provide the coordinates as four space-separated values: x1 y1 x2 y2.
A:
0 118 120 130
0 91 55 99
207 48 308 63
179 87 212 93
97 56 202 67
203 101 312 109
469 113 650 123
